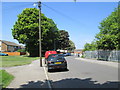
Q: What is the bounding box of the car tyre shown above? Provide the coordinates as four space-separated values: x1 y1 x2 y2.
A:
64 68 68 71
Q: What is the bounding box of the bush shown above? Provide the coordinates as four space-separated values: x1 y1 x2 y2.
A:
17 49 26 52
81 55 85 58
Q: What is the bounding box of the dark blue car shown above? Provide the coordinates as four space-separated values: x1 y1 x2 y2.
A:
64 53 71 56
47 54 67 72
0 53 8 56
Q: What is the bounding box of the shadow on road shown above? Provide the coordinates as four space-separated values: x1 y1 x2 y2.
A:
20 78 120 88
20 80 48 88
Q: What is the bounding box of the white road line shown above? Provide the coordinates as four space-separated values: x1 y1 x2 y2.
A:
43 61 52 89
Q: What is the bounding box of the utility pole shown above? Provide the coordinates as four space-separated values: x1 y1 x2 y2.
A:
54 39 56 51
38 1 42 67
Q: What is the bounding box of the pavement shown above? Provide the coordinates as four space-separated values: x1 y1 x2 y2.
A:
75 57 119 68
5 59 49 88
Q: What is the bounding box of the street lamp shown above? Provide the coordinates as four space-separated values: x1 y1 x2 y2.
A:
34 1 42 67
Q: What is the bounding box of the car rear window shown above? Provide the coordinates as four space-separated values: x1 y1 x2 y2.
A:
53 56 65 61
48 54 65 61
48 55 57 61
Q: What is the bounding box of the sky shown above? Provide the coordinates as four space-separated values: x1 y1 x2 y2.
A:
1 1 118 49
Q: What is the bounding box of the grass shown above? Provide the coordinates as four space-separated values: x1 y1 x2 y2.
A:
0 70 14 88
0 56 39 67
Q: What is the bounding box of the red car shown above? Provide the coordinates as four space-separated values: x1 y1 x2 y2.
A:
45 51 57 59
45 51 57 64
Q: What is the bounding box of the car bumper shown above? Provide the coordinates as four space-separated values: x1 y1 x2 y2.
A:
48 64 67 70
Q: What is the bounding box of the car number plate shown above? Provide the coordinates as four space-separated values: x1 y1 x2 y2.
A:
55 62 61 64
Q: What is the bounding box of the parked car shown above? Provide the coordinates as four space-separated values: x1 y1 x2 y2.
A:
45 51 57 59
64 53 71 56
45 54 64 64
0 53 8 56
47 54 67 72
44 51 57 64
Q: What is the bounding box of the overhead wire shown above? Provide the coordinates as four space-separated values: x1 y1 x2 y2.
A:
42 3 88 27
3 2 88 27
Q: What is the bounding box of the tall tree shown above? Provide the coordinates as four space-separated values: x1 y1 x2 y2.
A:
12 8 59 56
66 40 76 50
57 30 70 50
95 6 120 50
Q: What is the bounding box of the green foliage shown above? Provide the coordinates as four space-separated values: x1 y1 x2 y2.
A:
83 41 97 51
84 5 120 51
66 40 76 50
17 49 26 52
0 70 14 88
57 30 70 50
95 6 120 50
12 8 59 56
81 55 85 58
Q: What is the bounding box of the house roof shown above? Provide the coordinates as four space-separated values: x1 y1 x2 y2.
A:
0 40 20 46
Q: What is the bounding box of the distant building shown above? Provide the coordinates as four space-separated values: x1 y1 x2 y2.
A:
0 40 25 52
74 49 83 56
57 49 68 53
74 49 83 53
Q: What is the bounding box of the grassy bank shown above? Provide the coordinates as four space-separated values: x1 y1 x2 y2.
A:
0 56 39 67
0 70 14 88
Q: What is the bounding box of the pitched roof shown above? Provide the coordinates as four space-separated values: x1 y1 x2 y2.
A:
0 40 20 46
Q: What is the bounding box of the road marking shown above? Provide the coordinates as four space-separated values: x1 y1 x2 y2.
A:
43 61 52 90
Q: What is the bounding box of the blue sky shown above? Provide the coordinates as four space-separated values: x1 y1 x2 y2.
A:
1 1 118 49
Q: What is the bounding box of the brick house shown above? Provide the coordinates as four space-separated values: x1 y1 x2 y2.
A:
0 40 24 52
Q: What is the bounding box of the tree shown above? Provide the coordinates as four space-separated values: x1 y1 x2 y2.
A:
12 8 59 56
57 30 70 50
83 41 97 51
66 40 76 51
95 6 120 50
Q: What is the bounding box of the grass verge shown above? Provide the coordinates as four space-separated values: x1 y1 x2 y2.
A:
0 70 14 88
0 56 39 67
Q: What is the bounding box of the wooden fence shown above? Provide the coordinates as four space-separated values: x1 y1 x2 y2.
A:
3 52 26 56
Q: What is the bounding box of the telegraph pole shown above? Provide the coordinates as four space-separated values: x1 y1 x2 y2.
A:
38 1 42 67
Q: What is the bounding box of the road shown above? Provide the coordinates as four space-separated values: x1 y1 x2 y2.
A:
46 56 119 88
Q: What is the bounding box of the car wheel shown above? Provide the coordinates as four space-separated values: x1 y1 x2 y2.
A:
45 60 46 64
64 68 67 71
